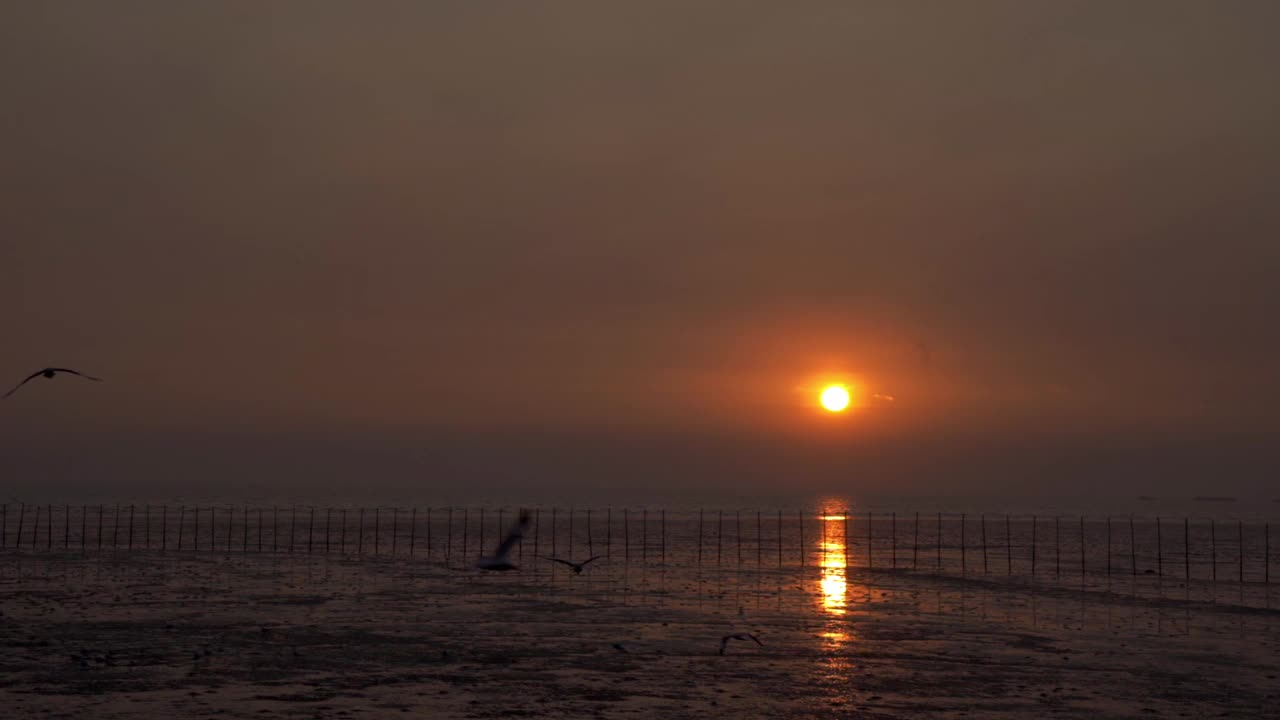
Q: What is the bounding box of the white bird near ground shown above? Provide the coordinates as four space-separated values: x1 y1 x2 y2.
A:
4 367 102 399
476 510 530 571
719 633 763 655
541 555 604 574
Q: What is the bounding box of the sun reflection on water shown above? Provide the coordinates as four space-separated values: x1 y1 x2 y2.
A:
818 507 849 619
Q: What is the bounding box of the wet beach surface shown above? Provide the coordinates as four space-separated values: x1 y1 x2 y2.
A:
2 548 1278 719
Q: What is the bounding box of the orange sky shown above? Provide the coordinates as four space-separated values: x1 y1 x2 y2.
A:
2 2 1278 500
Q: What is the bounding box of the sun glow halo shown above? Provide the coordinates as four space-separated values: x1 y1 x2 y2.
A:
820 385 850 412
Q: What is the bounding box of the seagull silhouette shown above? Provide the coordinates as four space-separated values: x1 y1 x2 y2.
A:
541 555 604 574
476 509 530 571
4 368 102 399
718 633 763 656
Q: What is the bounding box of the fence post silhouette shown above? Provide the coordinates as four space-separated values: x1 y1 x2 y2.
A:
1 503 6 550
586 509 592 558
1156 517 1162 576
82 504 88 554
358 508 365 555
892 511 898 568
961 513 966 575
1211 519 1216 583
226 505 234 553
866 511 873 570
642 509 648 568
178 505 185 551
605 507 612 561
939 512 945 571
446 508 453 562
1030 515 1036 578
409 507 417 557
711 510 720 567
568 507 574 561
1184 518 1190 581
1106 516 1112 579
288 506 296 554
798 509 805 567
777 510 782 568
662 509 667 567
98 504 104 550
1079 516 1085 579
914 512 921 570
842 511 849 566
1052 518 1065 582
1129 515 1136 576
757 511 763 569
341 509 349 555
531 508 539 565
697 509 704 569
32 504 39 550
1003 512 1013 573
890 509 901 566
257 508 263 552
128 504 136 551
1266 522 1270 585
271 506 277 553
193 506 199 552
1238 520 1244 584
308 507 315 555
478 508 484 561
548 508 555 566
735 510 741 567
243 505 249 552
113 504 121 549
325 508 332 555
981 514 988 574
621 507 628 565
144 505 149 549
375 508 381 556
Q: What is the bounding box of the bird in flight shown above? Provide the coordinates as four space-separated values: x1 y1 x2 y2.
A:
4 368 102 399
719 633 763 656
541 555 604 574
476 509 531 571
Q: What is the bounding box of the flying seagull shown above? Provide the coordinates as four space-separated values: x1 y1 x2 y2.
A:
541 555 604 574
476 509 531 571
4 368 102 399
719 633 763 656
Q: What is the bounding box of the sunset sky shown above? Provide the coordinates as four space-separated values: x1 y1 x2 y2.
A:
3 2 1278 503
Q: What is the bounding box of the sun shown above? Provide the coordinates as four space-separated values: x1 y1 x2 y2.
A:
820 384 850 412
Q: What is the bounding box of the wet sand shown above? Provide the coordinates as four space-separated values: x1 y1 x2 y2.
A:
2 550 1278 719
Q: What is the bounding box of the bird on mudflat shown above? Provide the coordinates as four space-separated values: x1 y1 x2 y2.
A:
476 510 531 571
4 368 102 399
719 633 763 656
541 555 604 574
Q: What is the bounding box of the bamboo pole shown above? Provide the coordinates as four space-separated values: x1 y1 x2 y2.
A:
981 513 988 574
798 509 805 567
914 511 921 570
1156 517 1162 576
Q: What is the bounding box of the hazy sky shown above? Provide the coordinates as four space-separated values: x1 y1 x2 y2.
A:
3 2 1278 503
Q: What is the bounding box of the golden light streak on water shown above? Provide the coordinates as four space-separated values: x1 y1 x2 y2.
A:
819 507 849 617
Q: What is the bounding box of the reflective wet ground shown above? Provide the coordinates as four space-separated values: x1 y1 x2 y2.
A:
2 512 1278 719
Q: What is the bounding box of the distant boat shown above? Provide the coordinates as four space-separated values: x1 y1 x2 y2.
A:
1193 496 1237 503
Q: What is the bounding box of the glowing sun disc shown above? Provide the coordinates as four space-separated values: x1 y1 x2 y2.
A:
820 385 850 412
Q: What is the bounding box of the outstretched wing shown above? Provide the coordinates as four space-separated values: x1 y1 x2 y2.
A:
541 556 577 568
746 633 763 647
491 510 530 560
579 556 604 567
3 371 45 399
48 368 103 381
